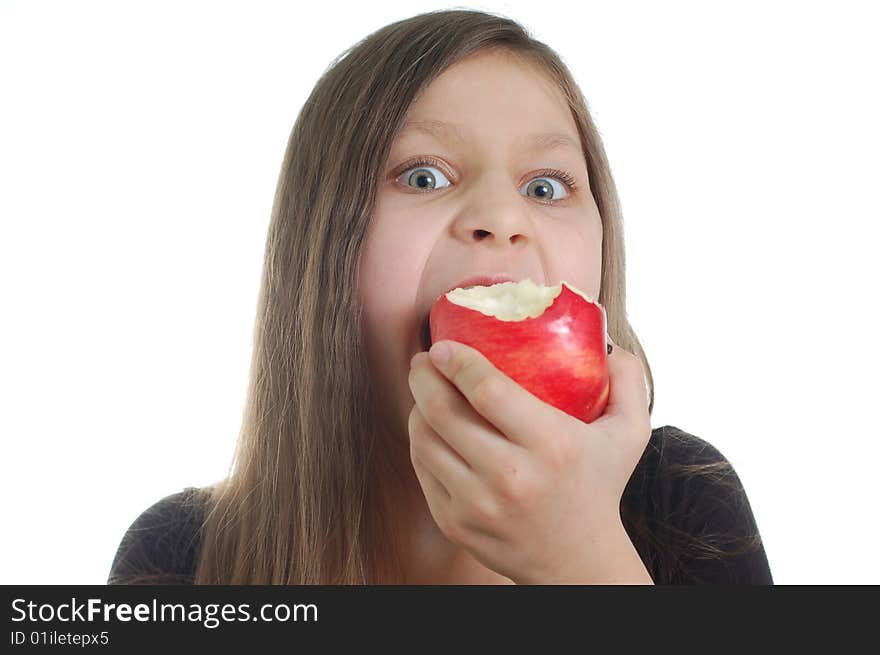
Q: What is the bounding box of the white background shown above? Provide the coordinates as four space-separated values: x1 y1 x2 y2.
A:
1 0 877 585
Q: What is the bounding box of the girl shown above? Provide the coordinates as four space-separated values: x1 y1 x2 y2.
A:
108 9 772 585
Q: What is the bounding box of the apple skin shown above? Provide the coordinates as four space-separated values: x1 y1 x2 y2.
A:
428 281 610 424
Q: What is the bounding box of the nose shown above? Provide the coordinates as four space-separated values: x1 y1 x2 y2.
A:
451 171 535 248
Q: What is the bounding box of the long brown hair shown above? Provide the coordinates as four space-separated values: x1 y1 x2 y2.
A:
192 9 763 584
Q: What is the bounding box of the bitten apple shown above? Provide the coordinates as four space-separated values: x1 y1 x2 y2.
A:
428 278 610 424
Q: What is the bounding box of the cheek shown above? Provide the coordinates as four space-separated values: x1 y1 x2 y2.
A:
362 232 419 315
359 213 431 436
359 209 428 361
546 222 603 299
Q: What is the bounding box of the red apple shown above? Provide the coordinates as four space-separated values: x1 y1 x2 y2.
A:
428 278 609 424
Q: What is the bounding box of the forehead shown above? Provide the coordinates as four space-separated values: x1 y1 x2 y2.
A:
396 50 583 156
399 119 583 158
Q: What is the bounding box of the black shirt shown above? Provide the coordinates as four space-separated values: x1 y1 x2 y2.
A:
107 425 773 584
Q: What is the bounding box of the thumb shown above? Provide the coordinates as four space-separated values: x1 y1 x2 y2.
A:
597 333 650 424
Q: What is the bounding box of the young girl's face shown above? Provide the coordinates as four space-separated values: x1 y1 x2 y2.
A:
360 49 603 440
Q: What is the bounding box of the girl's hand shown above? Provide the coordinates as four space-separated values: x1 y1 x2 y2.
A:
407 335 654 584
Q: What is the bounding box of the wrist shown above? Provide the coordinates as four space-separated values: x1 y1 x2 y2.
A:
516 519 654 585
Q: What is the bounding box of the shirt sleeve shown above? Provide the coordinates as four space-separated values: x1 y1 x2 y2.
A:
107 487 205 585
672 436 773 584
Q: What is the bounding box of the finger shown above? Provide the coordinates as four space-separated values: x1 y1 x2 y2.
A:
424 340 563 451
411 452 453 522
409 351 521 476
408 403 479 499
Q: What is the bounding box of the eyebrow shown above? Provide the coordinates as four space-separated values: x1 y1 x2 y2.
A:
399 119 584 156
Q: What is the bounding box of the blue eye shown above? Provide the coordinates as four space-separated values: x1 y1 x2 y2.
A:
400 163 451 191
394 156 578 205
519 177 569 203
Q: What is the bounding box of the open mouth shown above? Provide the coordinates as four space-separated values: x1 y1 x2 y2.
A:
420 314 432 352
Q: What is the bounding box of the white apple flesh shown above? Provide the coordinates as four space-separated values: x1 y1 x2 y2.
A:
428 278 610 424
